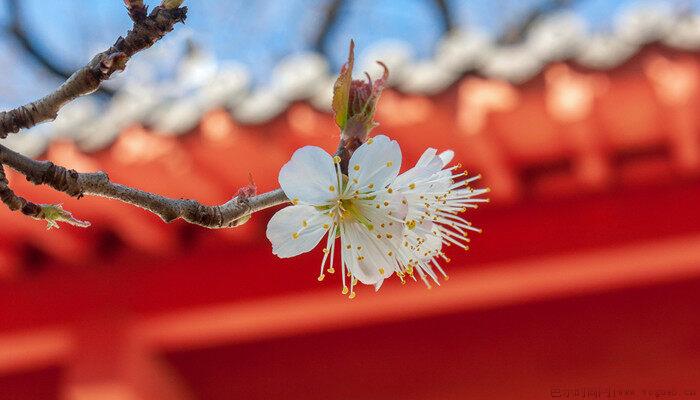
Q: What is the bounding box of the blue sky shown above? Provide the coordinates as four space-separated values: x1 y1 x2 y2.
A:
0 0 696 107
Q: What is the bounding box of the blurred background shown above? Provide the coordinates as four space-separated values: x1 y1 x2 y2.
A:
1 0 700 399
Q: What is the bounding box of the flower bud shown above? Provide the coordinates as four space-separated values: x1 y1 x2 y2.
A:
162 0 185 9
332 40 388 148
123 0 144 8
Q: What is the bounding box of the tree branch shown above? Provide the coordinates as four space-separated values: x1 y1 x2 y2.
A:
0 0 293 229
0 164 43 220
5 0 115 97
0 4 187 138
0 143 289 228
498 0 578 45
314 0 454 53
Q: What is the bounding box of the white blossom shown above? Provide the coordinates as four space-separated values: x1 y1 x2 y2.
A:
267 135 408 298
389 148 489 288
266 135 489 297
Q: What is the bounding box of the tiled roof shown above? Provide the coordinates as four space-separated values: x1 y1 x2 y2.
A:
4 5 700 158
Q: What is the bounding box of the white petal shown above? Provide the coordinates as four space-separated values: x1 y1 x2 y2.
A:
347 135 401 192
421 233 443 257
416 148 438 168
438 150 454 166
374 278 385 291
340 222 393 285
279 146 338 205
266 205 332 258
393 148 443 189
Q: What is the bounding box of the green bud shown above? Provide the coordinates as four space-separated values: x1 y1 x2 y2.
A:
39 204 91 230
331 40 389 144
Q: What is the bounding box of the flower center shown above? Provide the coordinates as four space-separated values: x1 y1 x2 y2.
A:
339 198 374 231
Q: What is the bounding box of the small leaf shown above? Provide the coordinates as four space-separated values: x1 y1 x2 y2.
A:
162 0 185 9
332 40 355 130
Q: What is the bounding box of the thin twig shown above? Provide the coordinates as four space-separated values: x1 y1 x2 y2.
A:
0 144 289 228
0 164 43 220
0 4 187 138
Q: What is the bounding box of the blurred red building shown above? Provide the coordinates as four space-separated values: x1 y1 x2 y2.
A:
2 25 700 399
